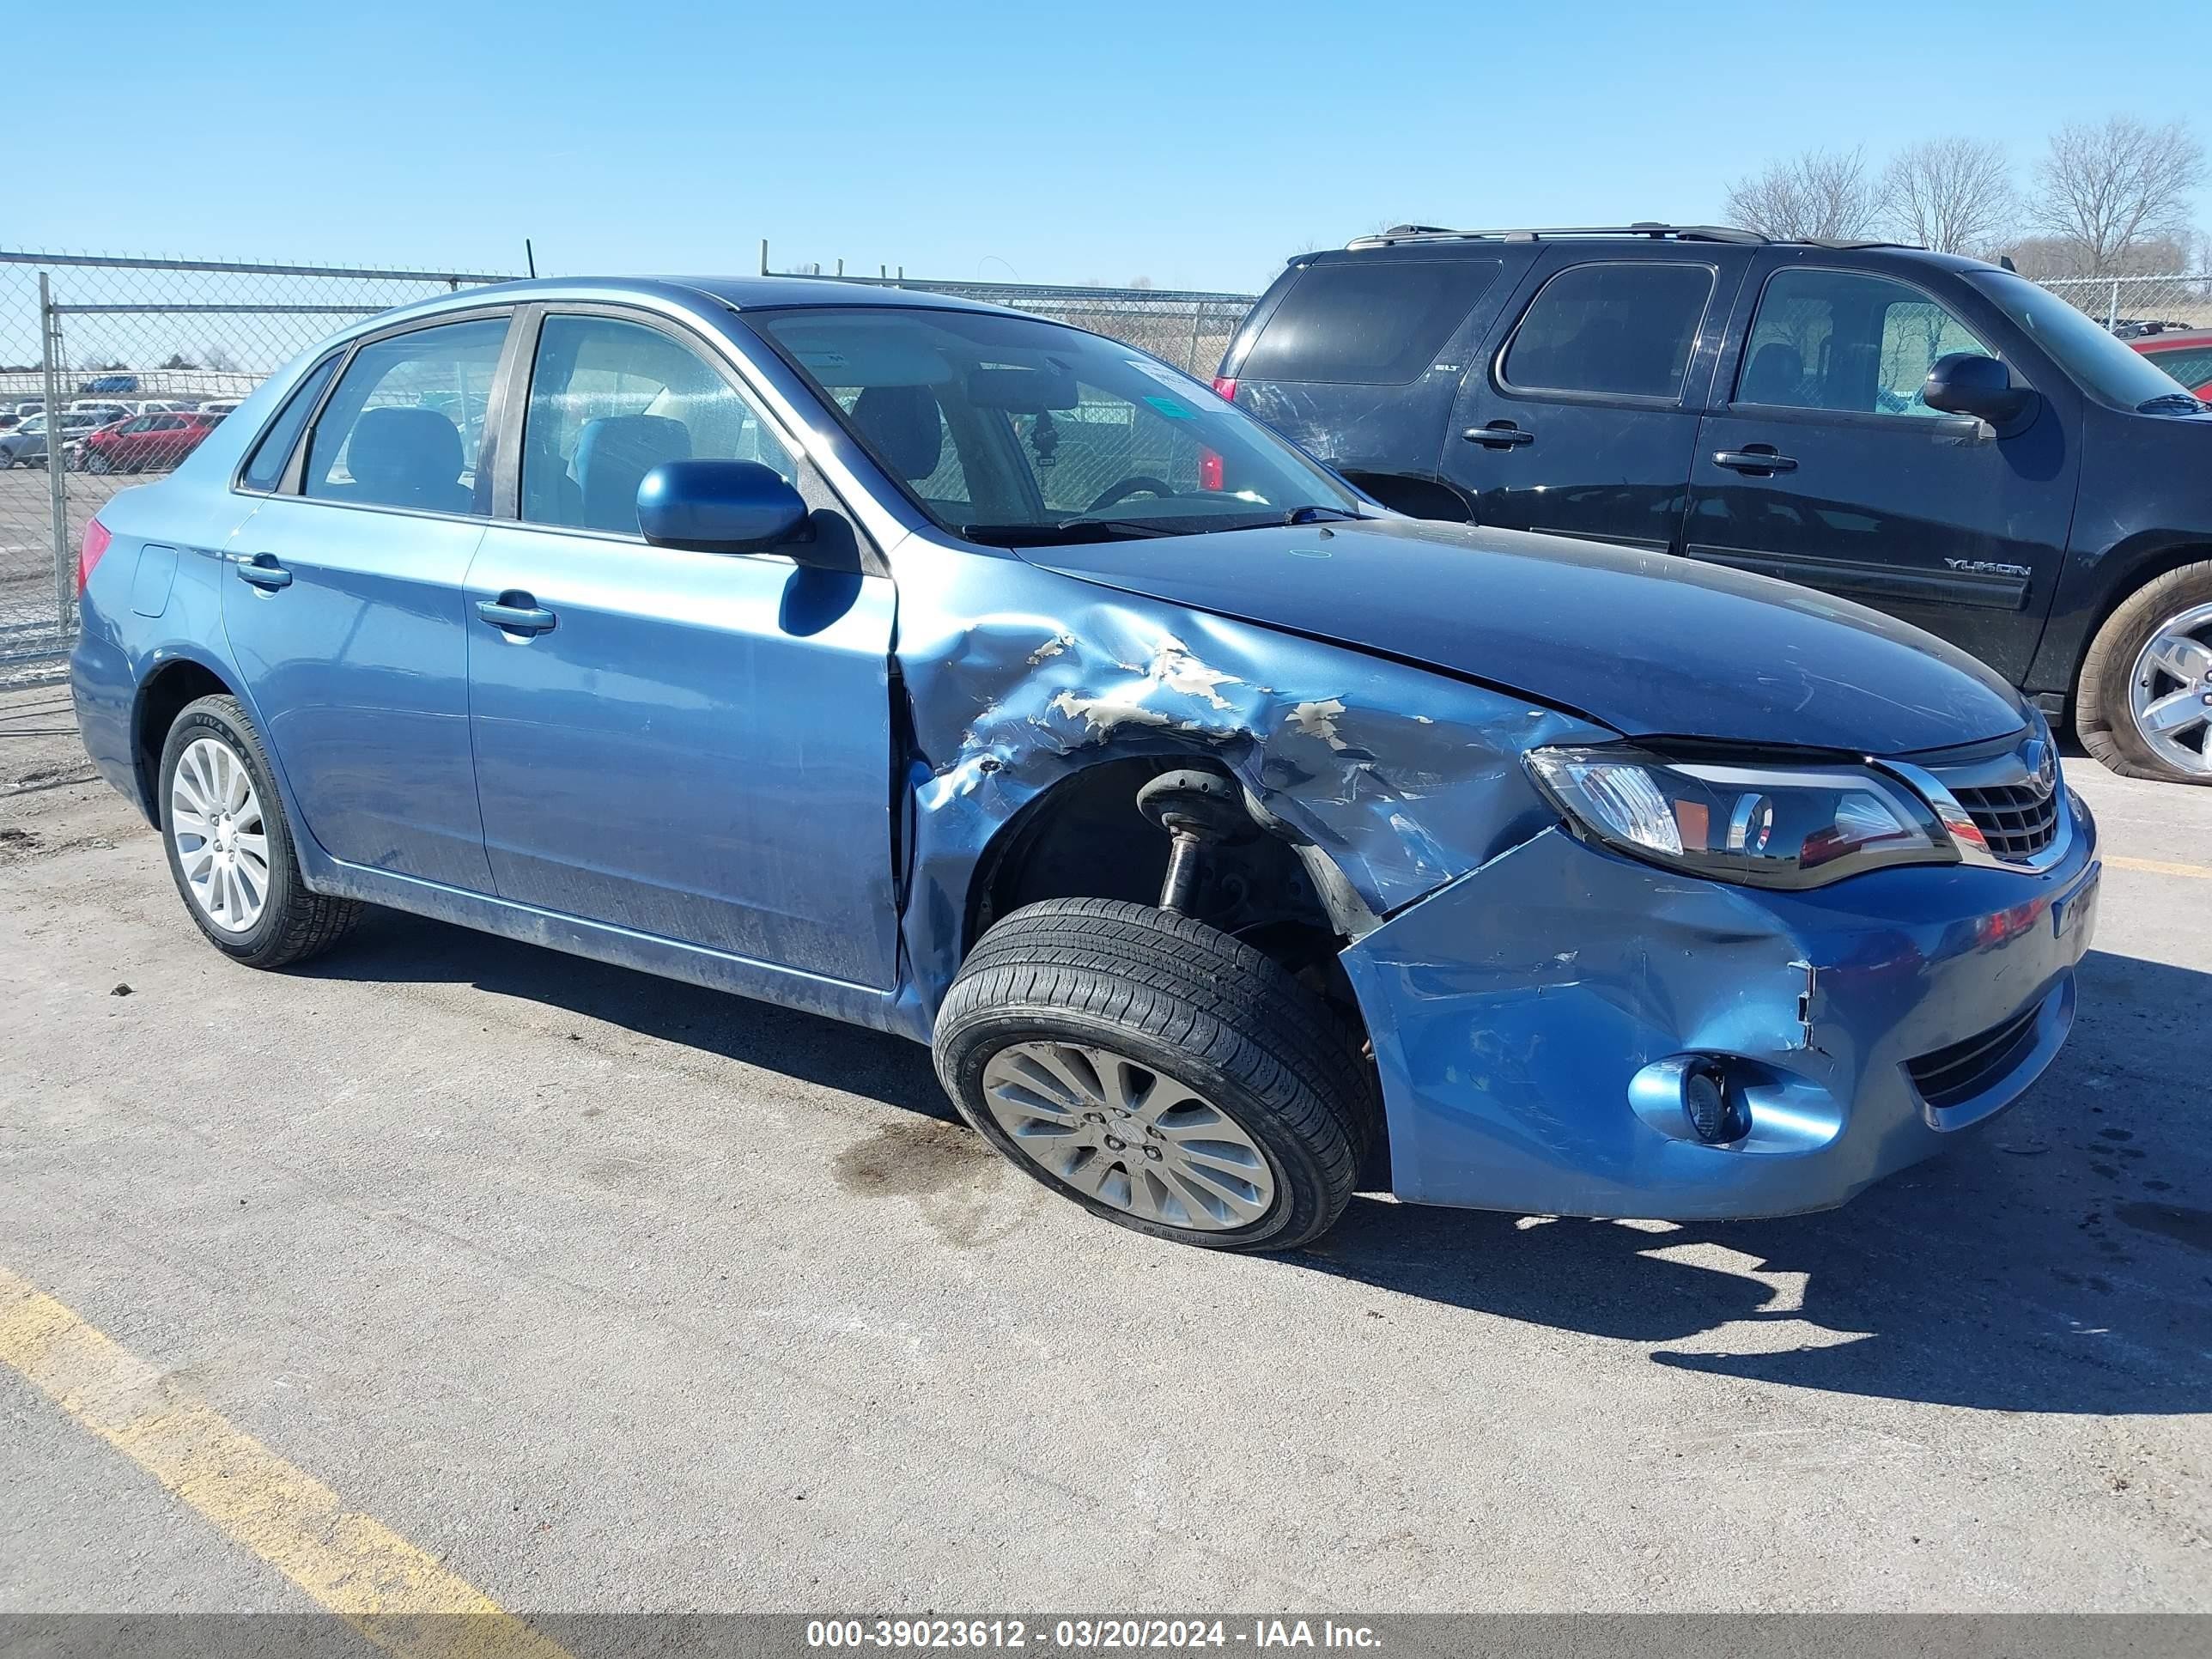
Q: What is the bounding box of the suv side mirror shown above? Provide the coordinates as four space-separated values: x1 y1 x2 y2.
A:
1923 352 2038 436
637 460 811 556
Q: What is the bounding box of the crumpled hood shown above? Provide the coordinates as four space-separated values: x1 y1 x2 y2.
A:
1024 517 2027 756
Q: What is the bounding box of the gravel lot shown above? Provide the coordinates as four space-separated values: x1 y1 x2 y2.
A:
1 672 2207 1615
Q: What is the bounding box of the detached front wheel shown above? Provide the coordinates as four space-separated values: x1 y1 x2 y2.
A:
933 898 1376 1251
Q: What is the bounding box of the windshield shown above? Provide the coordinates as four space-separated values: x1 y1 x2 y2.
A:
1965 270 2203 410
750 306 1361 542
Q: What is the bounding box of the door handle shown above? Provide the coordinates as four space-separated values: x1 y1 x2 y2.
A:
475 592 557 636
1713 447 1798 474
1462 422 1535 449
232 552 292 590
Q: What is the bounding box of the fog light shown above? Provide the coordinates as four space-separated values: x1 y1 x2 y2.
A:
1682 1066 1744 1144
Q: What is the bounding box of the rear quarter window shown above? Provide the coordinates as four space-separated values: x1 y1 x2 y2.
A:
1237 259 1503 385
240 354 342 492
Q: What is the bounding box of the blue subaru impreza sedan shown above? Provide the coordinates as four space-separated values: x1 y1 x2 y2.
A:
70 276 2101 1249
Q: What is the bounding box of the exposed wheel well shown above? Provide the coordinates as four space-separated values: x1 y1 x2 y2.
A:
133 659 234 822
1340 471 1472 522
964 757 1382 1171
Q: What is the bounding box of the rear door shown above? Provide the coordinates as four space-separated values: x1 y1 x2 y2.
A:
1683 256 2075 683
463 307 901 988
1222 252 1516 507
1442 246 1750 551
221 313 513 892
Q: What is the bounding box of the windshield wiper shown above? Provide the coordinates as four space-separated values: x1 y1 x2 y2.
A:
1280 504 1365 525
2136 392 2209 413
959 519 1182 546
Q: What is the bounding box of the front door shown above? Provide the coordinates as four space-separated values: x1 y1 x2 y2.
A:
1442 249 1747 552
221 313 511 892
464 309 901 989
1683 259 2076 684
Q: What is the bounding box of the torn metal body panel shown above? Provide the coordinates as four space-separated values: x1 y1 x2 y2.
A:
1340 798 2100 1219
885 532 1612 1012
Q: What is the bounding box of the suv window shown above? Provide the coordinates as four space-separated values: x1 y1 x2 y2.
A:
1501 263 1715 400
520 314 797 537
304 318 508 514
240 354 341 493
1737 269 1995 416
1238 259 1503 385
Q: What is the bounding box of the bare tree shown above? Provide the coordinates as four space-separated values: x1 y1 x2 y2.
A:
1880 137 2016 254
2027 116 2206 275
1723 148 1878 240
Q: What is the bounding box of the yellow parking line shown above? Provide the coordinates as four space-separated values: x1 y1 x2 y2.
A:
2106 854 2212 881
0 1266 572 1659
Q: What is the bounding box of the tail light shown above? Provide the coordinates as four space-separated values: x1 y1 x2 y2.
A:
1198 448 1224 492
76 516 112 596
1211 375 1238 403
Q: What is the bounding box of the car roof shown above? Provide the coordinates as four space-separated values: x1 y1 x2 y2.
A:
1316 225 2001 275
2133 329 2212 348
352 274 1014 338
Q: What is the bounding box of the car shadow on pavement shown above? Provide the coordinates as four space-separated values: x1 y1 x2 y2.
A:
301 905 956 1122
1294 946 2212 1415
308 918 2208 1414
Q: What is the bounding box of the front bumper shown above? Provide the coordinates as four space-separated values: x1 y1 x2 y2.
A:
1339 791 2100 1219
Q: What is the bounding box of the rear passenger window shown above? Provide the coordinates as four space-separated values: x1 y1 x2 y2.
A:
1238 260 1502 385
240 354 341 492
519 314 797 536
304 318 508 514
1501 263 1715 401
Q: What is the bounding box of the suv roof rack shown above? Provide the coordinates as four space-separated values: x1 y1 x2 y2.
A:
1344 222 1911 252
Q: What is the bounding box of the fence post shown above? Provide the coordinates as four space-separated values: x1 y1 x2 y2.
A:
38 273 70 639
2106 279 2120 331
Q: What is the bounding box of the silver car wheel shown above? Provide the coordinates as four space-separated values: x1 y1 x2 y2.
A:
169 736 270 933
978 1040 1278 1231
2128 600 2212 776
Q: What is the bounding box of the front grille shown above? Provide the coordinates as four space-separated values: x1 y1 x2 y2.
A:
1905 1001 2044 1111
1951 781 2059 862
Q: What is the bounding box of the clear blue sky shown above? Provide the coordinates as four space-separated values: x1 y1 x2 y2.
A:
12 0 2209 293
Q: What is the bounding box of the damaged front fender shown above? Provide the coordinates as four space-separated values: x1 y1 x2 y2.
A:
888 536 1612 1007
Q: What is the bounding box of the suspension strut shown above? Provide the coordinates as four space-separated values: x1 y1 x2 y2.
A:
1135 769 1254 916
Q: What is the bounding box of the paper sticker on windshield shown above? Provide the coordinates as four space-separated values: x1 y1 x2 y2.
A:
1143 394 1195 421
1126 358 1195 393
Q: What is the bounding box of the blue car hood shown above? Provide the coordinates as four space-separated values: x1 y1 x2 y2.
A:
1022 518 2027 756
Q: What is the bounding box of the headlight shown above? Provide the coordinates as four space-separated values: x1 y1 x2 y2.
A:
1524 745 1953 888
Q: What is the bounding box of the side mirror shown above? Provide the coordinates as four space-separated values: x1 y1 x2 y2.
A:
637 459 811 555
1923 352 2038 436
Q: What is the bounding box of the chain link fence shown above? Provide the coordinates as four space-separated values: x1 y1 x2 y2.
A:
2036 272 2212 333
0 253 1253 673
0 252 518 670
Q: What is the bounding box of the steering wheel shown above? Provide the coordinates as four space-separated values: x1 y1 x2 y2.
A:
1085 475 1177 514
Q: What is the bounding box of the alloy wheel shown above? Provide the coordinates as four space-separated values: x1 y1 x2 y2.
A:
978 1040 1278 1231
2128 601 2212 776
169 736 270 933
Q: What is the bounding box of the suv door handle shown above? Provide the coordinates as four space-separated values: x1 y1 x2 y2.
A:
476 592 557 636
1713 447 1798 474
1462 422 1534 448
232 552 292 590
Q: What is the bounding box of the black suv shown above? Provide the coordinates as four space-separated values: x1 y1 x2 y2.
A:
1216 225 2212 783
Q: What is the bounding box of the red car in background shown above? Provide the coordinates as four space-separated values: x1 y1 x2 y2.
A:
2129 328 2212 398
74 410 223 475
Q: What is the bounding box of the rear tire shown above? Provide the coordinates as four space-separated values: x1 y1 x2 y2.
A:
933 897 1376 1251
157 694 364 968
2077 561 2212 784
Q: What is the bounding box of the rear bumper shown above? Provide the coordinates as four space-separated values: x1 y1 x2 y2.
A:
1340 792 2100 1219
